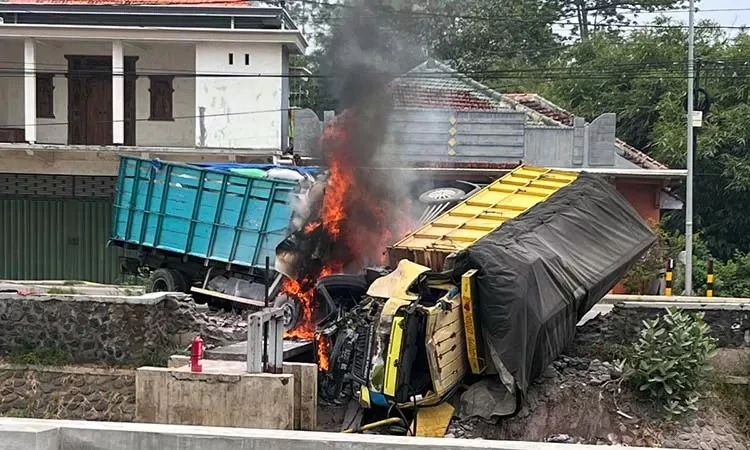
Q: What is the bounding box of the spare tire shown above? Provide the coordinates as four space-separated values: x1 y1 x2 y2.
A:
419 187 465 205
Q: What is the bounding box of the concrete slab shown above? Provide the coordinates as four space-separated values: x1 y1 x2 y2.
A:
578 304 613 326
0 421 60 450
0 281 145 297
167 355 190 368
136 360 294 430
165 358 318 431
0 418 671 450
205 339 313 361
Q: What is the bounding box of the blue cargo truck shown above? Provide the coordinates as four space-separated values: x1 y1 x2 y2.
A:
109 156 319 312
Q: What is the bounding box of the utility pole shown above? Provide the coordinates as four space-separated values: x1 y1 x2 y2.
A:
685 0 695 295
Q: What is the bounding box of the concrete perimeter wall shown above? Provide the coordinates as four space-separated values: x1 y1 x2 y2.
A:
0 418 669 450
0 293 246 365
0 365 135 422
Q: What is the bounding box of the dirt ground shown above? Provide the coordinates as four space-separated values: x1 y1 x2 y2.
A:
450 354 749 449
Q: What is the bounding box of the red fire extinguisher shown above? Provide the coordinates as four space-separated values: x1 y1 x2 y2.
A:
191 336 204 373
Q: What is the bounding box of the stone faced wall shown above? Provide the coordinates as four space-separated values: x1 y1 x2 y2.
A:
578 303 750 349
0 293 246 365
0 365 135 421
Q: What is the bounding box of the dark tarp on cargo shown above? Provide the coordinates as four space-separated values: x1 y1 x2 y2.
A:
451 172 656 393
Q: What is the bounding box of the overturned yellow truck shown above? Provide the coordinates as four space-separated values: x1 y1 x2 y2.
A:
319 166 656 415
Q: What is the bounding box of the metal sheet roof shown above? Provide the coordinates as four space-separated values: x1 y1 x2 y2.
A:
392 166 578 253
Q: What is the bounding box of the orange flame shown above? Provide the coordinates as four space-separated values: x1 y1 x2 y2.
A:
304 220 321 234
316 334 331 372
280 110 416 371
282 264 341 369
282 276 316 340
322 156 353 239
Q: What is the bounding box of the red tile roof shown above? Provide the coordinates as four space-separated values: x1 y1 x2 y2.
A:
392 84 500 111
392 59 668 170
504 93 668 170
6 0 253 6
390 61 509 112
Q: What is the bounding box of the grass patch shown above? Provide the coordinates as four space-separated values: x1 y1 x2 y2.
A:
3 344 181 369
141 346 182 367
589 342 631 362
116 267 152 287
46 287 78 295
5 347 73 366
569 341 631 362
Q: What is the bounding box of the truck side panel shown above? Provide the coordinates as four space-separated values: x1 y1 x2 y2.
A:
389 166 578 271
112 157 297 269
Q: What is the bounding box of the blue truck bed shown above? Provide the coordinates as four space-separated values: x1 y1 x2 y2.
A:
111 156 300 269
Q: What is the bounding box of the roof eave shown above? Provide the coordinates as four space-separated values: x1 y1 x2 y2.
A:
0 24 307 52
0 3 287 16
552 167 687 179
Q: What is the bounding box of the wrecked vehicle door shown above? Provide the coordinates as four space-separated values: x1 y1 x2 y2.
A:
320 260 470 408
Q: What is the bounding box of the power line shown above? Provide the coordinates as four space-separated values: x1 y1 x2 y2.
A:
0 105 300 129
280 0 750 30
6 61 750 81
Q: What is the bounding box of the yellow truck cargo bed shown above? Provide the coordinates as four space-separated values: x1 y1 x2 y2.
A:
389 166 578 270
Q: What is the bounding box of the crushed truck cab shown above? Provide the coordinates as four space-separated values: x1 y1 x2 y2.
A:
360 260 469 409
318 259 486 409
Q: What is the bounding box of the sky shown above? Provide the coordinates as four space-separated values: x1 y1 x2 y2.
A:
662 0 750 28
547 1 750 42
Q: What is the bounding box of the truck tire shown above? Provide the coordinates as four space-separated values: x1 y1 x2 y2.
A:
419 187 465 205
147 268 189 293
274 294 301 332
175 270 193 292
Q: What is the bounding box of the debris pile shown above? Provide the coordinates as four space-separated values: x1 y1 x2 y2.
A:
447 355 659 445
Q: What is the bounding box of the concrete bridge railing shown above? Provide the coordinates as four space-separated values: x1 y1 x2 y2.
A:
1 418 675 450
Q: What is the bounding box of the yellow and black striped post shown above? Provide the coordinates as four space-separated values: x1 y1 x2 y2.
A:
665 258 674 296
706 258 714 298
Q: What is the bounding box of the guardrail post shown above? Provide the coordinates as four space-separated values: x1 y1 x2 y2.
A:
247 307 285 374
665 258 674 296
706 258 714 298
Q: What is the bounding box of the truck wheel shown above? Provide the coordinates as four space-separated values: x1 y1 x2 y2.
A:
147 268 189 293
274 294 301 332
419 187 465 205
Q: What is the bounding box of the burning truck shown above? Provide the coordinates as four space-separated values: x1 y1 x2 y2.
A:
273 115 657 413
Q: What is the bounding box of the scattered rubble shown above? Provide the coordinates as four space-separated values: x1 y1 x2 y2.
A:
442 337 749 449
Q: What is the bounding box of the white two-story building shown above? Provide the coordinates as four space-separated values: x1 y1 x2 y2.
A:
0 0 306 154
0 0 307 282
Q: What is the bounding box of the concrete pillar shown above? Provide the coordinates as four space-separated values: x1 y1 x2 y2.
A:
112 40 125 145
23 38 36 144
283 362 317 431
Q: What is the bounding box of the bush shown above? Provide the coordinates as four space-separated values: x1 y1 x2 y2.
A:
620 221 711 295
714 251 750 298
617 307 717 417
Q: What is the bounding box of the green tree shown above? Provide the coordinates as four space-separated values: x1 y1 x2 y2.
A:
284 0 566 110
540 20 750 259
554 0 691 41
